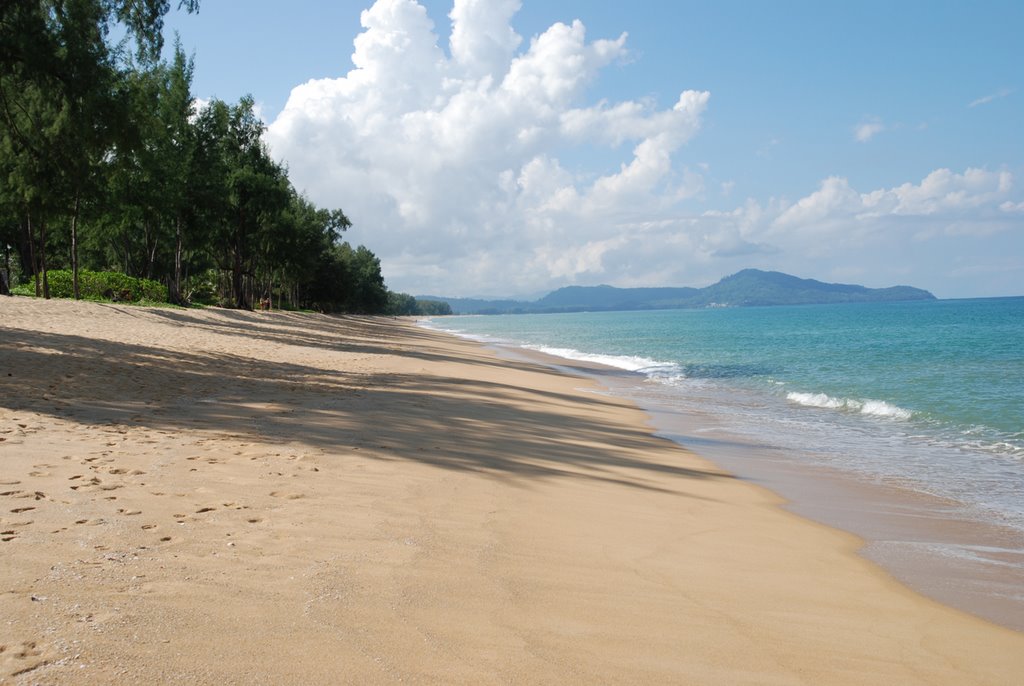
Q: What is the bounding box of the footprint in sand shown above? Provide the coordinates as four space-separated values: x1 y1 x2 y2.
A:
269 491 305 500
14 491 47 501
195 507 216 514
10 507 35 514
141 524 157 530
1 639 52 674
117 508 142 516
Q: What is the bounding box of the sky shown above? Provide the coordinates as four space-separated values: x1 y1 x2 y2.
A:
165 1 1024 298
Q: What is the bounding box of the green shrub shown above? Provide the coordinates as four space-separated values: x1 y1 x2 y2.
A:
21 270 169 303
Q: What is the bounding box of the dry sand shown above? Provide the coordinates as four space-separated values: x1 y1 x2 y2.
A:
1 298 1022 685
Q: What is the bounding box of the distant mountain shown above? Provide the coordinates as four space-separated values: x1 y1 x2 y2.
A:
420 269 936 315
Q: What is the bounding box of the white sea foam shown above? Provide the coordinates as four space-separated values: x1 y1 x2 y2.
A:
786 392 913 420
525 345 680 377
419 319 508 344
787 392 846 409
860 399 915 419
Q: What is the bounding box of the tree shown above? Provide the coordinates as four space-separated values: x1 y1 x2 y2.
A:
338 244 388 313
103 41 196 299
387 291 418 316
3 3 400 315
262 191 350 309
414 299 452 316
195 96 291 309
0 0 201 298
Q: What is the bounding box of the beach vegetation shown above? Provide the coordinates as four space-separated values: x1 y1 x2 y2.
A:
385 293 453 316
416 299 453 316
1 0 405 315
28 269 167 302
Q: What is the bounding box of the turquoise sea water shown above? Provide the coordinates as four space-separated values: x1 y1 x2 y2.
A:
426 298 1024 533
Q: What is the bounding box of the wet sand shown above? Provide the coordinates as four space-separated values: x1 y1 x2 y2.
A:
510 345 1024 632
1 298 1022 684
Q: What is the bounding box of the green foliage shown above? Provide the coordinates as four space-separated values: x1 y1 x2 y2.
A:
387 292 418 316
415 299 453 316
386 293 454 316
28 269 168 302
2 0 400 315
303 242 389 314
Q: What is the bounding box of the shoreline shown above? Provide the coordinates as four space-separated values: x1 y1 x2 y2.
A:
2 299 1023 684
450 326 1024 633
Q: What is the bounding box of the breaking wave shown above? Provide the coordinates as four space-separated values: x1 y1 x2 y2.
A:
786 392 914 420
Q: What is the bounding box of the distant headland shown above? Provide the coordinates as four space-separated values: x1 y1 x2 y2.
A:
419 269 936 315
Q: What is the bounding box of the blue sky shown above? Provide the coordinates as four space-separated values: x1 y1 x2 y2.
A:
166 1 1023 298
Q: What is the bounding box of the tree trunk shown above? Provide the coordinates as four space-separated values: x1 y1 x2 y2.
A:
39 216 50 299
122 228 131 275
26 210 39 297
21 210 36 296
172 217 183 304
143 220 158 281
232 244 246 309
1 241 10 296
71 191 81 300
16 214 33 281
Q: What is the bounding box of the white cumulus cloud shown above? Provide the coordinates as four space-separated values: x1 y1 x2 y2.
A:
771 167 1014 238
264 1 1022 299
658 167 1020 293
266 0 708 296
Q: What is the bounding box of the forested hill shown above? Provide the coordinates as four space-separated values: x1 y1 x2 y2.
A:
421 270 936 314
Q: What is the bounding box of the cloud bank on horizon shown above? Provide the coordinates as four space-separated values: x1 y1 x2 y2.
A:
265 0 1022 298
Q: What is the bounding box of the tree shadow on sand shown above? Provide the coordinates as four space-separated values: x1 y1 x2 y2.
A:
0 316 732 495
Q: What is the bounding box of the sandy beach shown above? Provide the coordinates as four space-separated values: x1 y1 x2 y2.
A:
1 298 1022 685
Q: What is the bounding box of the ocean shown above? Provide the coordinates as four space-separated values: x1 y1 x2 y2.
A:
423 297 1024 627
